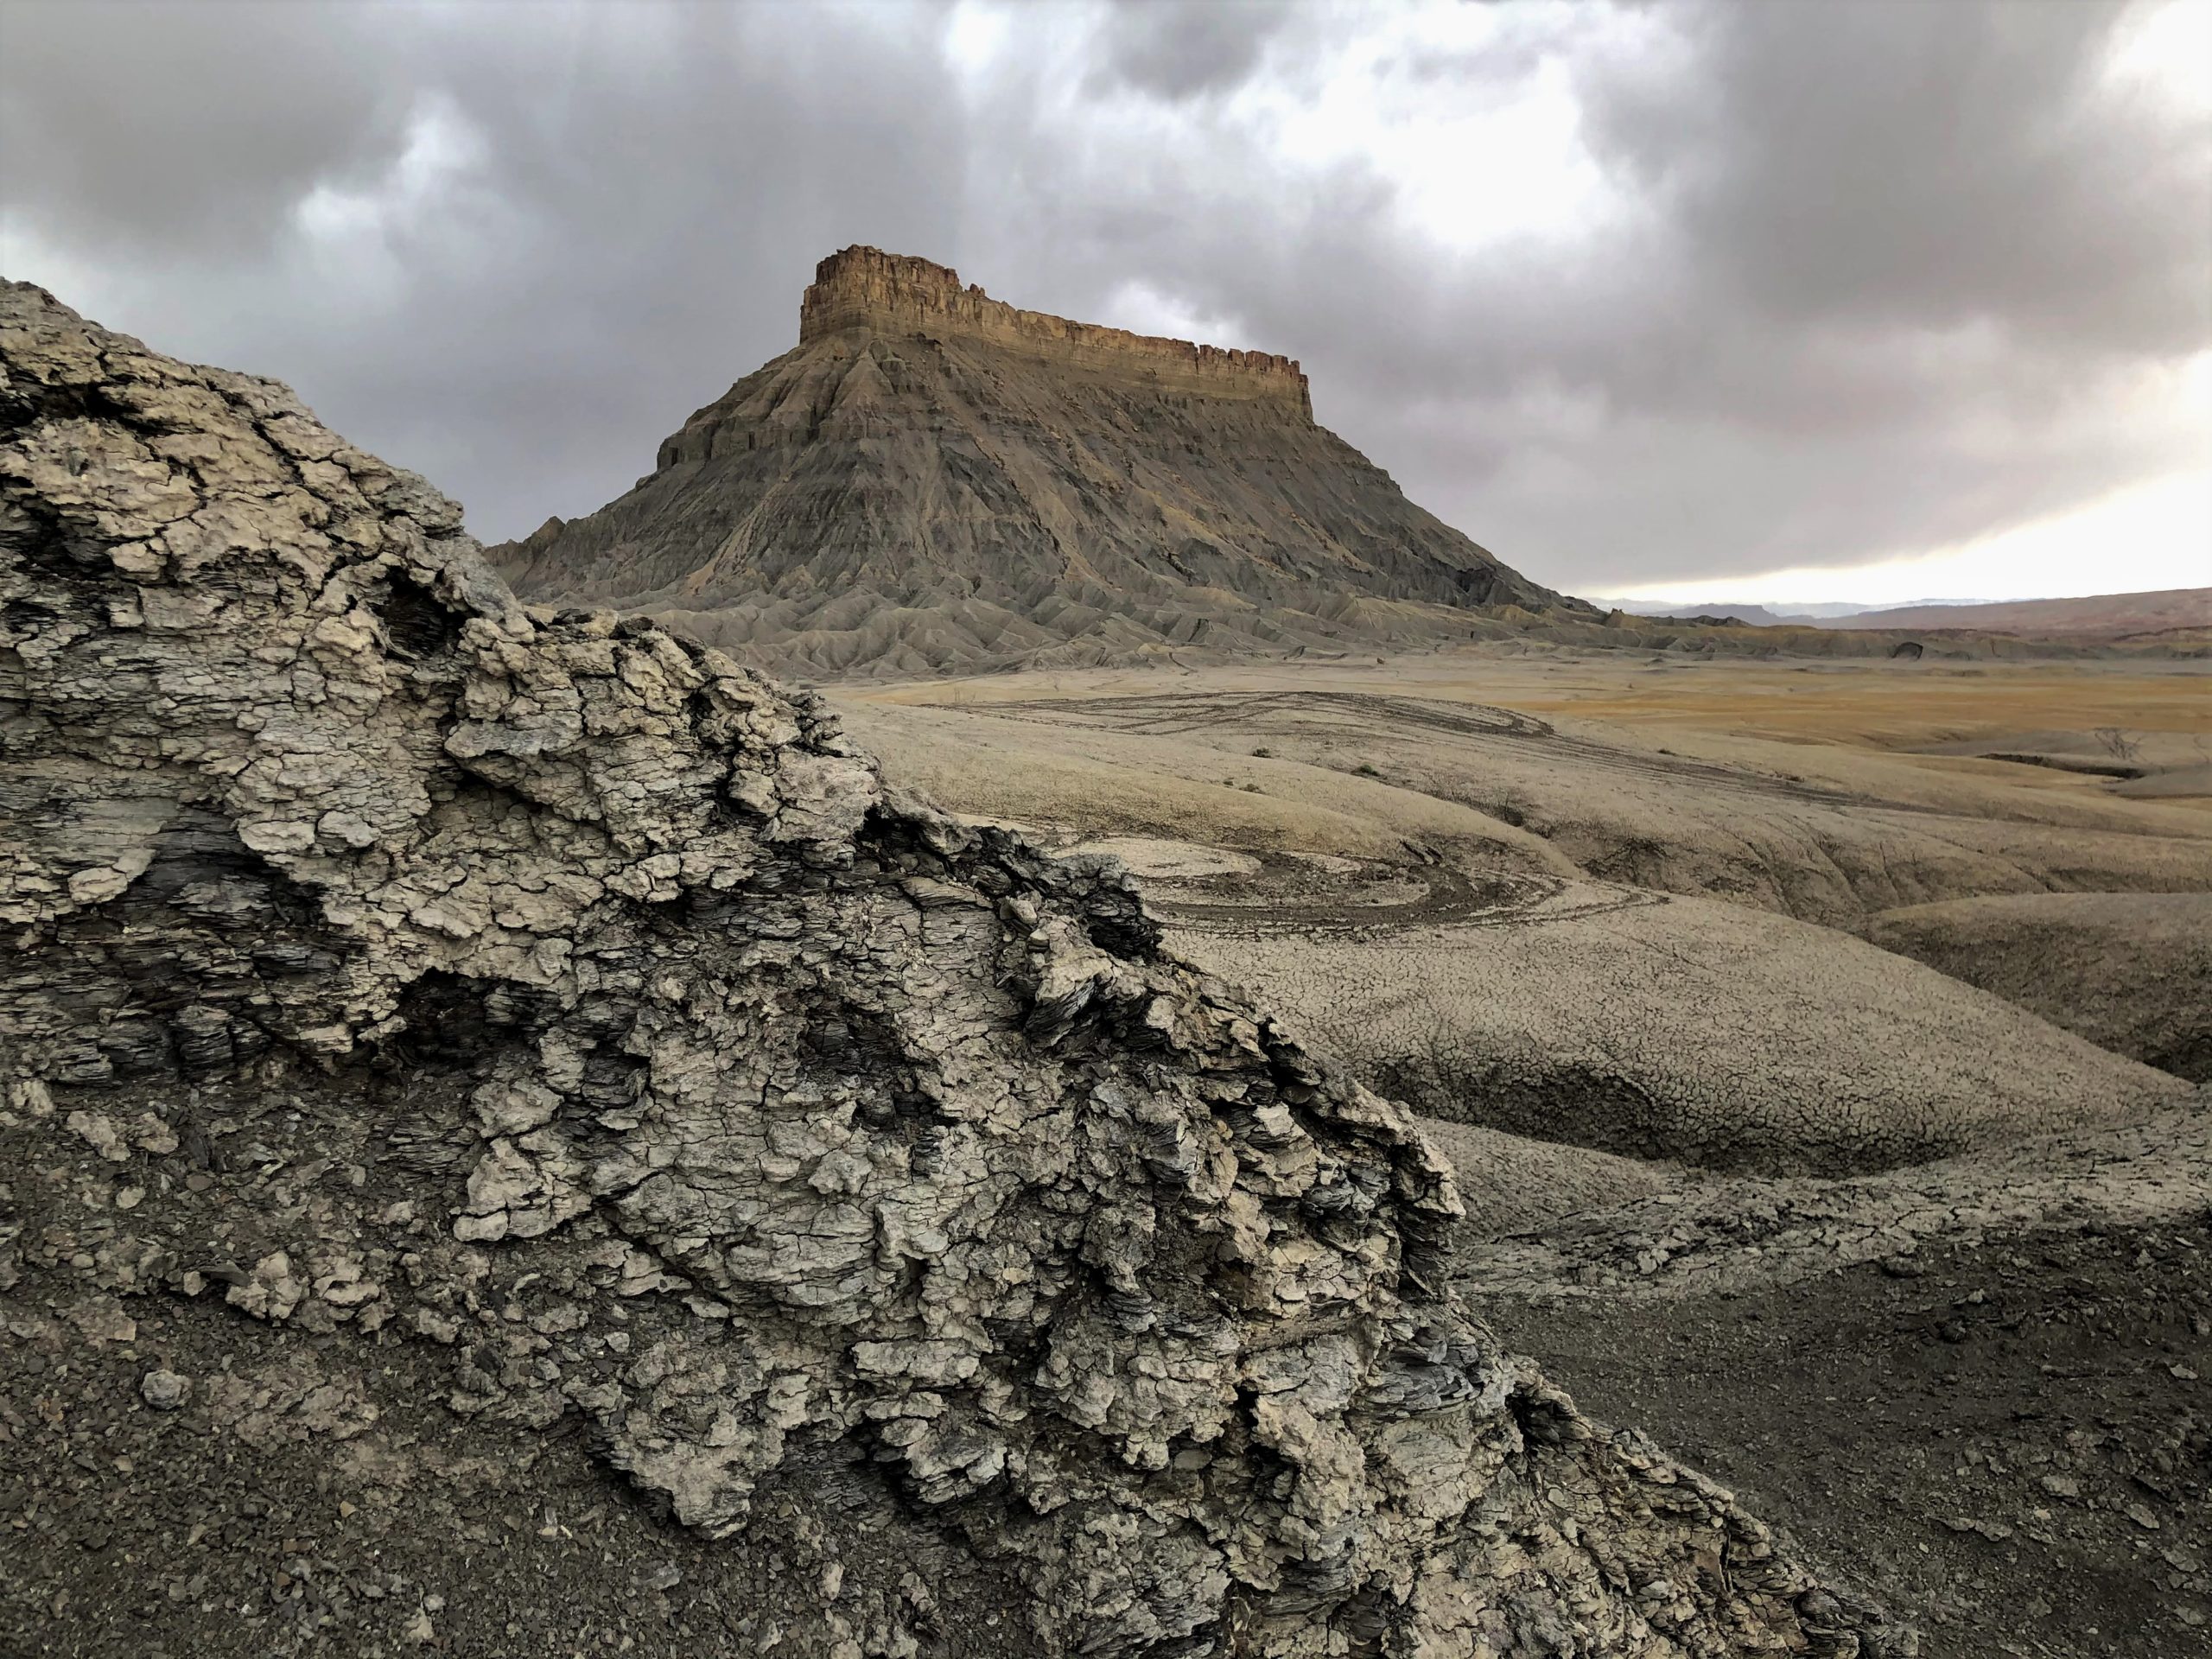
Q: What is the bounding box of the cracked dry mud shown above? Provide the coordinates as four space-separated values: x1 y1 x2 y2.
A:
0 283 1916 1656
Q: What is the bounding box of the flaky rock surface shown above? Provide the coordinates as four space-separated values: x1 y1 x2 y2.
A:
1 280 1902 1656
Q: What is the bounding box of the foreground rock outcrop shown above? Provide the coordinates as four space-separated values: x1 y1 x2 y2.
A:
0 282 1901 1655
493 248 1597 677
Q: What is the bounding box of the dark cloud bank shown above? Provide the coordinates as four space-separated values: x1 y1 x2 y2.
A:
3 0 2204 593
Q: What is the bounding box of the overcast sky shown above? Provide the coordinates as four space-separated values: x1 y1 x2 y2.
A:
4 0 2207 602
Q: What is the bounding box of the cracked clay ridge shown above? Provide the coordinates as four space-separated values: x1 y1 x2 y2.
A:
1 277 1909 1656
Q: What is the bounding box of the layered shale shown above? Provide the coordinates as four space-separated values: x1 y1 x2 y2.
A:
493 248 1593 677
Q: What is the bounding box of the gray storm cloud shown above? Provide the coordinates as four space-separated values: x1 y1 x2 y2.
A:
2 0 2203 593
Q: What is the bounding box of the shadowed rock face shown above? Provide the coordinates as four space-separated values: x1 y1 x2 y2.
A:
0 281 1898 1655
796 247 1316 411
1864 893 2212 1084
492 247 1589 678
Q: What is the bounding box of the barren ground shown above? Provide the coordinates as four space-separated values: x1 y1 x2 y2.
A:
834 643 2212 1645
1484 1217 2212 1659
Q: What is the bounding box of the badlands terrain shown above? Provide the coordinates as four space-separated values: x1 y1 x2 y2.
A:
1816 587 2212 640
1598 588 2212 640
5 255 2208 1659
4 282 1916 1659
838 645 2212 1656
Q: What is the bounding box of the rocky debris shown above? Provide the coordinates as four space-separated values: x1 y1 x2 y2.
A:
493 247 1594 679
0 278 1902 1654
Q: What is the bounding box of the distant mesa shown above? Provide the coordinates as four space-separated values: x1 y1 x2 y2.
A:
493 247 1592 677
1816 587 2212 639
1597 588 2212 642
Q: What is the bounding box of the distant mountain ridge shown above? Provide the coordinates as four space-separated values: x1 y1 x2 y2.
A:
493 247 1593 677
1592 599 1799 626
1593 596 2001 626
1592 589 2208 638
1820 588 2211 636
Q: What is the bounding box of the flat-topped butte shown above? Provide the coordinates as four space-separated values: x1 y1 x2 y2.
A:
493 245 1586 681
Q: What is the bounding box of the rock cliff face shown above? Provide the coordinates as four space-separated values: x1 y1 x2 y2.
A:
0 282 1897 1656
798 247 1313 412
493 247 1588 678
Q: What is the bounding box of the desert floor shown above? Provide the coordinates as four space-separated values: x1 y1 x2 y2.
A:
834 642 2212 1656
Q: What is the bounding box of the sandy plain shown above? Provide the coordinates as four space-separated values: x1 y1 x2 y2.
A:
836 642 2212 1655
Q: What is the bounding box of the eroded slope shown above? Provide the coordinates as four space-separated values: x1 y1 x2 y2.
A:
494 248 1589 677
1864 892 2212 1082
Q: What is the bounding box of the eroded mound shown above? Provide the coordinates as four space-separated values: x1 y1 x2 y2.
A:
975 823 2185 1174
0 284 1903 1654
1864 892 2212 1082
1154 880 2187 1174
1410 1116 1680 1238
